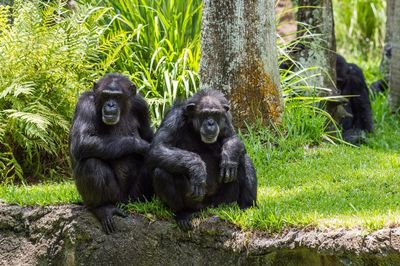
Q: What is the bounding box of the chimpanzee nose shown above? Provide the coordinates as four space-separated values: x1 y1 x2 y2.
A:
207 119 215 126
107 102 115 108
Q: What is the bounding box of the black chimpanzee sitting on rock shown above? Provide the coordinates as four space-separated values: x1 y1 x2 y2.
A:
69 73 153 234
336 54 374 145
148 89 257 230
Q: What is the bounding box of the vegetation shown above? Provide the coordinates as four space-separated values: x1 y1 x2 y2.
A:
333 0 386 60
0 1 118 183
0 0 398 233
89 0 202 123
2 94 399 231
0 0 334 183
0 182 80 205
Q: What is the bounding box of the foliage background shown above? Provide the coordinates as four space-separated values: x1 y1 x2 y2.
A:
0 0 390 187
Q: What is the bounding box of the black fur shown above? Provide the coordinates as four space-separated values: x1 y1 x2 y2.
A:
370 79 388 96
69 73 153 234
336 55 374 145
148 89 257 230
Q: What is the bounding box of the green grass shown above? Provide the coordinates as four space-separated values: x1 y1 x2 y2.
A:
0 182 80 205
1 94 399 232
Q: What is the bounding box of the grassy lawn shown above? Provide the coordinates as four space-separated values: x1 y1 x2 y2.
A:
1 95 399 232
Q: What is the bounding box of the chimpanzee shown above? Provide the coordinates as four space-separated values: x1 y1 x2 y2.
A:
336 54 374 144
69 73 153 234
148 89 257 230
370 79 388 95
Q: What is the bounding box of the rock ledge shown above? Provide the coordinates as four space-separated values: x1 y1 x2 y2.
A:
1 204 400 265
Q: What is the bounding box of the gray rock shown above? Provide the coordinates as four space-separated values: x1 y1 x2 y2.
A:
1 204 400 265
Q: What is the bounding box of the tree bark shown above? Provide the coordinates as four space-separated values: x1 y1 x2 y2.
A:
378 0 395 80
295 0 347 121
296 0 337 95
199 0 283 129
389 0 400 112
385 0 395 45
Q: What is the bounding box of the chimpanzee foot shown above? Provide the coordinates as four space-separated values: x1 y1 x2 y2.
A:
92 205 127 234
175 211 195 231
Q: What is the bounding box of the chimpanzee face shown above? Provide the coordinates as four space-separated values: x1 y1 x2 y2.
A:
336 55 349 89
93 74 136 126
185 96 230 144
99 90 126 125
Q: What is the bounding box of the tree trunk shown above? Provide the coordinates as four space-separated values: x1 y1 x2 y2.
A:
199 0 283 129
379 0 394 80
296 0 337 95
389 1 400 112
385 0 395 45
296 0 345 120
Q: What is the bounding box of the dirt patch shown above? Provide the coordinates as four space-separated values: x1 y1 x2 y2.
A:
1 204 400 265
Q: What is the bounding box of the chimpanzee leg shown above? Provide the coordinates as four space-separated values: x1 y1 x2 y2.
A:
74 158 123 206
74 158 126 234
153 168 198 230
153 168 186 211
238 155 257 209
209 180 239 207
130 160 154 202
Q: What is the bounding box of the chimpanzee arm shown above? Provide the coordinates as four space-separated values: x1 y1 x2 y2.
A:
133 94 154 142
149 107 207 199
70 93 149 161
72 134 149 161
219 116 246 183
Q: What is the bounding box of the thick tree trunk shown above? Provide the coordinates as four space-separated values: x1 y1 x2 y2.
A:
296 0 337 95
295 0 346 121
389 0 400 112
2 204 400 265
200 0 283 129
385 0 395 45
379 0 395 80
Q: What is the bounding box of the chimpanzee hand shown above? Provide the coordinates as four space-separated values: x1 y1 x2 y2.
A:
92 205 128 234
186 173 206 201
220 136 244 183
130 136 151 155
219 158 238 183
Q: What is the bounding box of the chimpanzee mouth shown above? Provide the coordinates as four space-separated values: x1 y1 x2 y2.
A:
102 115 119 125
201 135 218 144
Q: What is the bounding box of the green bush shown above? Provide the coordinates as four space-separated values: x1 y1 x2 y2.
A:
0 1 115 183
333 0 386 60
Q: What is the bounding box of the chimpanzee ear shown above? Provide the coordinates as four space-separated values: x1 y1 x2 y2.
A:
223 104 230 112
185 103 196 114
129 83 137 95
92 81 98 92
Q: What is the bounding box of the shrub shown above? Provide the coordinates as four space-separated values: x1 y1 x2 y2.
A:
0 1 113 182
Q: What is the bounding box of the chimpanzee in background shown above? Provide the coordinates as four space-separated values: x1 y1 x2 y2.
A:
336 54 374 144
69 73 153 234
148 89 257 230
